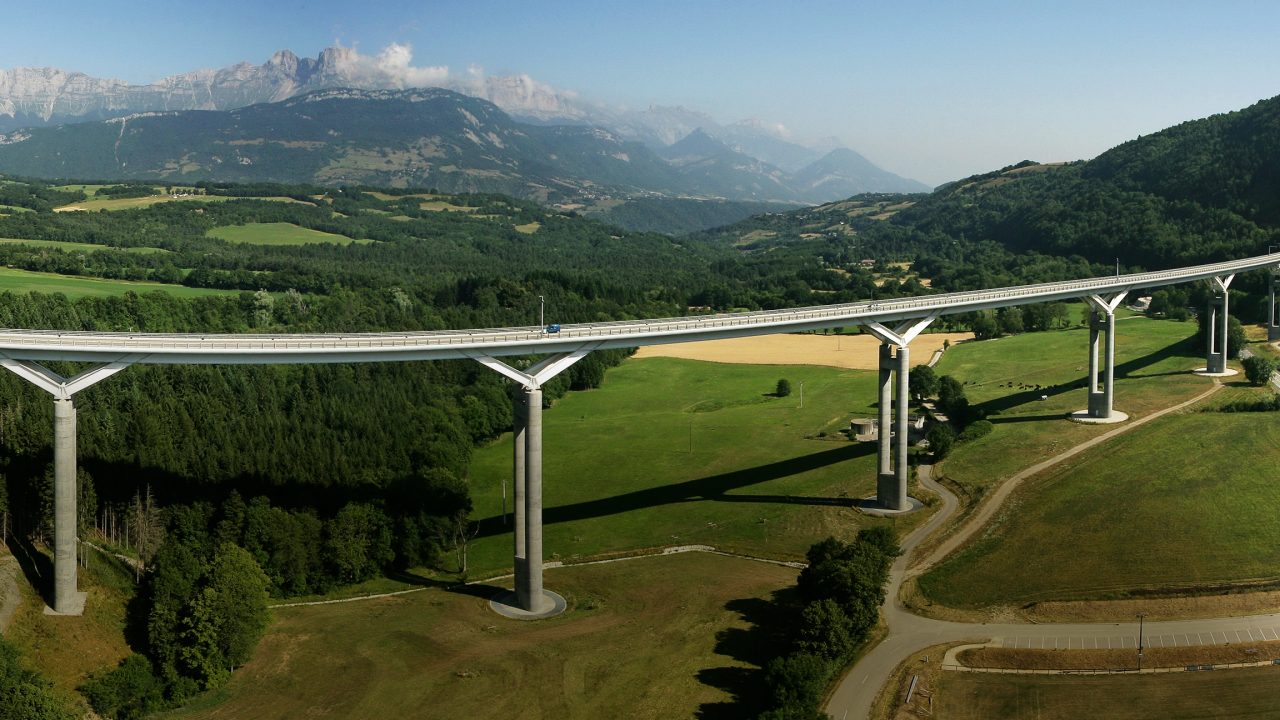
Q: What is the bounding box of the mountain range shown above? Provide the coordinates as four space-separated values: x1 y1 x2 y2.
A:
0 47 929 204
0 87 926 207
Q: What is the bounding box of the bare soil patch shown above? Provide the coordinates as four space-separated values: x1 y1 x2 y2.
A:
633 332 973 370
871 643 967 720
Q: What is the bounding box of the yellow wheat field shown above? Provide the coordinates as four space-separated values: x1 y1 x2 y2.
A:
632 332 974 369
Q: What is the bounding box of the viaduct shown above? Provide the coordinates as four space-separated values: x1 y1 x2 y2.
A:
1 252 1278 617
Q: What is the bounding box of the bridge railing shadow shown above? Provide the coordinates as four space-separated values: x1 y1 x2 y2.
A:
977 334 1199 421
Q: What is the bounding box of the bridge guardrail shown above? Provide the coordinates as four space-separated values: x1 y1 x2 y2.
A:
0 254 1276 356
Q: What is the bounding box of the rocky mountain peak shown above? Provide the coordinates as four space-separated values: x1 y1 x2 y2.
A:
267 49 300 74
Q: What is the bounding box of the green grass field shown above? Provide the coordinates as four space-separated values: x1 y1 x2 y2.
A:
55 194 235 212
920 407 1280 607
0 267 236 299
938 668 1280 719
467 357 919 576
0 237 170 254
53 194 311 212
208 222 369 246
165 552 796 720
420 199 478 212
51 183 109 197
935 316 1209 498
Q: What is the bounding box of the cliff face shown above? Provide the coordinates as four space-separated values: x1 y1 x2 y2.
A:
0 47 587 131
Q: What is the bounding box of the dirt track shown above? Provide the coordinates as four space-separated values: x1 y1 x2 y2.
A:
632 332 974 369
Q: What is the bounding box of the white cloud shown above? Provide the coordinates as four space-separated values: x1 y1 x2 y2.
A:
374 43 449 87
328 42 450 89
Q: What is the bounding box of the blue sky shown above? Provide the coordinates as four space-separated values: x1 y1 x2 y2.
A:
5 0 1280 185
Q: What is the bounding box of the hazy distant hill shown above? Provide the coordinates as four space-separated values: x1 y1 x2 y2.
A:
790 147 931 196
658 129 799 201
0 47 931 199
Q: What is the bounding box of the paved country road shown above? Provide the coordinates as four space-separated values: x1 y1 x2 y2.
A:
822 381 1280 719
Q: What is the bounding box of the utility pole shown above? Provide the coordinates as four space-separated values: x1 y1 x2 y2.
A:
1137 612 1146 670
799 381 805 409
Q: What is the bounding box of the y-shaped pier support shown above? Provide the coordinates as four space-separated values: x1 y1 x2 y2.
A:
1071 293 1129 424
862 315 935 513
0 357 134 615
1197 275 1238 377
471 344 599 619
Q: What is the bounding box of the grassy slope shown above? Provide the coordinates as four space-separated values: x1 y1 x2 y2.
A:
53 194 310 212
920 406 1280 607
166 552 795 720
466 357 916 576
55 195 235 211
0 267 236 298
0 237 169 254
207 222 367 246
938 668 1280 720
934 316 1208 498
4 546 136 714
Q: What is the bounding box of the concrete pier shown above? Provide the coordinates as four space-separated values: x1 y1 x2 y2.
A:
51 398 85 615
476 351 591 619
1205 291 1230 374
512 389 527 597
1085 310 1116 418
894 345 910 507
863 317 935 514
874 343 910 510
520 387 551 614
0 359 130 616
876 344 893 482
1071 294 1128 424
1269 270 1279 342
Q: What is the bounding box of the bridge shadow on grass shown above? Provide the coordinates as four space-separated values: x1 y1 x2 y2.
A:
987 413 1074 425
475 442 875 538
696 589 797 719
382 568 509 601
977 338 1198 420
6 536 53 609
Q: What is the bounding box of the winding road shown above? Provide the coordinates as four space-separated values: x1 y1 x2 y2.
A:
824 380 1280 719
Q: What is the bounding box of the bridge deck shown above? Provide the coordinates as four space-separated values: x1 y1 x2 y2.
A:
0 253 1274 364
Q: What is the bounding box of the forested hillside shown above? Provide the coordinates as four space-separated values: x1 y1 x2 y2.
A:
696 95 1280 320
